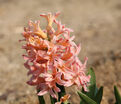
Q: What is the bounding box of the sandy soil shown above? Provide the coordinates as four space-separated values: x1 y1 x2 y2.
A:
0 0 121 104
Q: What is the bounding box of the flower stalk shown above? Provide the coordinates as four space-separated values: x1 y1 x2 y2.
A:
57 84 66 102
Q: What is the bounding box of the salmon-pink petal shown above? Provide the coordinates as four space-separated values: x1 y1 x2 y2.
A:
83 85 89 92
45 77 53 82
63 73 73 80
28 66 44 76
55 102 61 104
23 55 29 60
38 89 48 96
27 76 39 85
64 80 73 87
24 61 30 69
54 11 61 18
43 73 52 77
74 77 80 87
61 50 73 60
56 77 67 85
53 86 61 92
76 44 81 55
49 89 57 99
69 35 75 41
83 57 88 68
55 72 66 85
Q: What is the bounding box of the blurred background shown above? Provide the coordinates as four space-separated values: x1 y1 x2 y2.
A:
0 0 121 104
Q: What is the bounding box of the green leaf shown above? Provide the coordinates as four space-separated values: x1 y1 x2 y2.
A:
94 86 103 104
50 95 57 104
80 100 87 104
78 91 97 104
94 87 98 96
82 68 96 99
88 68 96 85
114 86 121 104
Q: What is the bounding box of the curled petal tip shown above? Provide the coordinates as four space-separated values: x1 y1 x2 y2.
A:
40 13 47 17
55 11 61 17
84 57 88 61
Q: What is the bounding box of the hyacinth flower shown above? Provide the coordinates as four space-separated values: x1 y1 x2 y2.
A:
21 12 91 104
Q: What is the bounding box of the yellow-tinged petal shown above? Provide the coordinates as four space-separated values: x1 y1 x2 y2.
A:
60 94 70 102
29 20 47 39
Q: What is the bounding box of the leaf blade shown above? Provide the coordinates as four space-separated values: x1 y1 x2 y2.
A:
114 86 121 104
78 91 97 104
94 86 103 104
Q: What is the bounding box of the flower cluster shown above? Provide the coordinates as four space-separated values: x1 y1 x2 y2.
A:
21 12 90 99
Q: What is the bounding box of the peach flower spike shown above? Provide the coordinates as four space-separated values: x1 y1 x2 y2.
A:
21 12 90 99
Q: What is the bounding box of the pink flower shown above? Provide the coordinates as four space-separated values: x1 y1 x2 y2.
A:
21 12 90 99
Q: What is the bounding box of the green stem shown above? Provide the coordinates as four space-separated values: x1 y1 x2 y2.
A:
57 84 66 104
38 96 45 104
57 84 66 100
50 95 57 104
37 90 45 104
